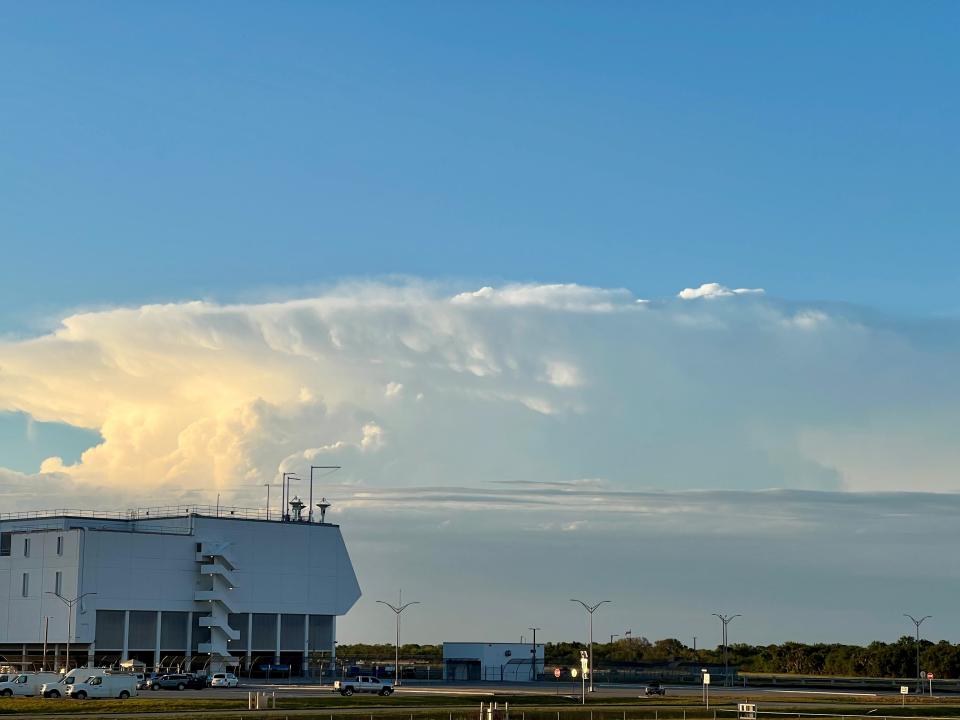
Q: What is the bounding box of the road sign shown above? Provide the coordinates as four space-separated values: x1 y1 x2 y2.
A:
571 668 579 678
928 673 935 679
703 673 711 685
554 668 561 679
738 703 757 720
901 686 910 695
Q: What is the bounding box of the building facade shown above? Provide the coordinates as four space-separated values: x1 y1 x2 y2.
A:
443 642 545 682
0 507 360 675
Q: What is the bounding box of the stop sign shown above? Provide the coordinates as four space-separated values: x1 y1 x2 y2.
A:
928 673 935 679
554 668 561 678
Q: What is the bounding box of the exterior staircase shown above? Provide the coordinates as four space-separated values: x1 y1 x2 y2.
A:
195 541 240 671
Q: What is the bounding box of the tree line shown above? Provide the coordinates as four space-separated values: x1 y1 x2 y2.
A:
337 637 960 679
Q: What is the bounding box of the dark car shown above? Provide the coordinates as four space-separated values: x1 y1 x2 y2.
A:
644 682 666 696
147 674 206 691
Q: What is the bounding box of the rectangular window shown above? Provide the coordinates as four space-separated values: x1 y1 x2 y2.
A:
21 573 29 597
23 538 30 557
0 533 10 557
57 536 63 556
55 571 62 596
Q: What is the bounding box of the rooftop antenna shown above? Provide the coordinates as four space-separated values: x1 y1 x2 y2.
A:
289 496 305 522
317 498 331 524
309 466 341 522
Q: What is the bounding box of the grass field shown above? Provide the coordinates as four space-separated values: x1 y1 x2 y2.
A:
2 692 960 719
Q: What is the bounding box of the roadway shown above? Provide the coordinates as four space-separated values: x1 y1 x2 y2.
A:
145 680 927 701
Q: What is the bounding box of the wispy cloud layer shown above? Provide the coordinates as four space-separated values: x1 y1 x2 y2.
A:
1 280 959 502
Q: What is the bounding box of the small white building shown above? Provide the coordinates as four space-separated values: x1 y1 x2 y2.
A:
443 642 544 682
0 505 360 675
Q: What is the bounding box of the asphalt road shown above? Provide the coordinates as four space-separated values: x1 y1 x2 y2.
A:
143 681 914 701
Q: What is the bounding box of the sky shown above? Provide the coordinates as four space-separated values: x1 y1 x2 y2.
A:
1 2 960 648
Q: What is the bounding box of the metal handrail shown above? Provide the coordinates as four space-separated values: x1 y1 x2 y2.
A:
0 505 273 522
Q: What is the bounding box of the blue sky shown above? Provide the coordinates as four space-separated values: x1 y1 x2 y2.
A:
2 0 959 333
2 2 960 644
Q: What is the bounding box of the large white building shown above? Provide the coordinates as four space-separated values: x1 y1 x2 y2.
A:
0 505 360 675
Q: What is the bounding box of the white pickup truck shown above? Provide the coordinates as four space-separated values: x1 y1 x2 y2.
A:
333 676 394 696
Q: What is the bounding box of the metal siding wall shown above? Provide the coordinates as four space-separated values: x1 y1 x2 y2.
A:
160 611 188 649
280 614 304 650
227 613 248 653
128 610 157 649
308 615 333 650
251 613 275 650
96 610 124 649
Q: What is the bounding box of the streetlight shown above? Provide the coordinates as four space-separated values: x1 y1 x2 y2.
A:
377 592 420 686
610 634 620 644
281 473 300 521
570 599 611 692
904 614 931 694
309 466 341 522
712 613 741 686
46 591 96 671
528 627 541 680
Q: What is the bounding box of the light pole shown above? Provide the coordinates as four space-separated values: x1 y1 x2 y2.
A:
528 627 541 680
571 599 611 692
282 473 300 520
610 634 619 644
712 613 741 686
904 614 931 694
309 466 340 522
264 483 271 519
377 592 419 686
46 591 96 671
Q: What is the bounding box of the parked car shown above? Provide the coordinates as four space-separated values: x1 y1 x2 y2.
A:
209 672 238 688
147 674 206 691
333 676 394 696
643 681 666 696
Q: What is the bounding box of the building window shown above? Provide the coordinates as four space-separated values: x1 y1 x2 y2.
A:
55 571 63 596
57 536 64 556
23 538 30 558
22 573 29 597
0 533 10 557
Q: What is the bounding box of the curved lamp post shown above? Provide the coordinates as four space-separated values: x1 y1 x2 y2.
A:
570 599 611 692
377 594 420 686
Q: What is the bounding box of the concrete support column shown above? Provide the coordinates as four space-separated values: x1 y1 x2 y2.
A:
246 614 253 672
21 644 27 668
87 641 95 668
303 614 310 678
154 611 162 669
274 613 281 665
54 644 60 672
185 611 193 671
122 610 130 661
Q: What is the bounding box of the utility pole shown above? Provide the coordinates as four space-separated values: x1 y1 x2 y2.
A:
528 627 540 680
904 614 931 694
712 613 741 686
571 599 611 693
377 591 420 687
46 592 96 671
264 483 270 519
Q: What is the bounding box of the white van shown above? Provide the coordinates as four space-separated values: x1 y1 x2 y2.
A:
0 672 63 697
41 668 107 698
67 673 138 700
